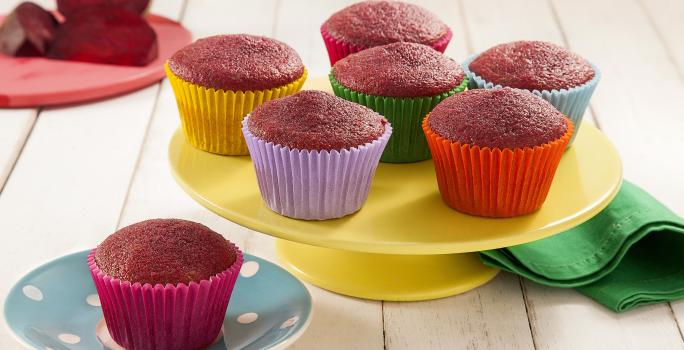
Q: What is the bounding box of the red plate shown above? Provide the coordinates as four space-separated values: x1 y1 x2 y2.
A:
0 14 192 107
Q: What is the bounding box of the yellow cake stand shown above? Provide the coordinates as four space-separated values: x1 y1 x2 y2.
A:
168 78 623 301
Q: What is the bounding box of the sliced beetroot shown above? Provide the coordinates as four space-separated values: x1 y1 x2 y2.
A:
0 2 58 57
47 5 158 66
57 0 151 18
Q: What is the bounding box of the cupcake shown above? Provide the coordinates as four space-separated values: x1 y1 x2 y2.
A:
166 34 307 155
242 90 391 220
321 0 452 65
330 42 468 163
463 40 599 144
423 88 573 217
88 219 243 350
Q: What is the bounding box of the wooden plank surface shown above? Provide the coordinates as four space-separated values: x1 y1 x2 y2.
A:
0 1 185 349
0 110 36 190
607 0 684 337
459 0 684 348
1 0 683 349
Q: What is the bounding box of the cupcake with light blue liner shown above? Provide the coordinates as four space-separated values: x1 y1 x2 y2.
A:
463 40 600 144
330 42 468 163
242 90 391 220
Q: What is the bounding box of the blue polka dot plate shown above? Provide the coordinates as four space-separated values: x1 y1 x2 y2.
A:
4 250 312 350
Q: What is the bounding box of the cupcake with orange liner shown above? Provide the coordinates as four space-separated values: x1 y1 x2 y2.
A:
166 34 307 155
423 88 573 217
321 0 452 65
88 219 243 350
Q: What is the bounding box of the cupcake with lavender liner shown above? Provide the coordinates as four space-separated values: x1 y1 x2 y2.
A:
463 40 599 145
423 88 573 218
88 219 243 350
166 34 307 155
242 90 391 220
330 42 468 163
321 0 452 65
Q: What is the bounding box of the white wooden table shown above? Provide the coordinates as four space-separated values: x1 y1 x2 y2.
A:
1 0 683 349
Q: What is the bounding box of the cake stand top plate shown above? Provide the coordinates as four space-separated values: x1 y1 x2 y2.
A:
168 79 622 255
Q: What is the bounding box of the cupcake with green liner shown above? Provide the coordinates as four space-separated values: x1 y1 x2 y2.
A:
330 42 467 163
463 40 599 145
166 34 307 155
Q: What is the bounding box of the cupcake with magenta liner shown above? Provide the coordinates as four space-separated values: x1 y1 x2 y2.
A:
321 0 452 65
166 34 307 155
463 40 599 144
88 219 243 350
242 90 391 220
330 42 468 163
423 88 574 218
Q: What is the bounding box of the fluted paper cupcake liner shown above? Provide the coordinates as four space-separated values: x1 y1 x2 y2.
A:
88 247 243 350
329 73 468 163
242 116 392 220
166 64 307 155
462 54 599 145
320 26 453 65
423 115 573 217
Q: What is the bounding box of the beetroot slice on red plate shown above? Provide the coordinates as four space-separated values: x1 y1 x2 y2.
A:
47 5 158 66
0 2 58 57
57 0 151 18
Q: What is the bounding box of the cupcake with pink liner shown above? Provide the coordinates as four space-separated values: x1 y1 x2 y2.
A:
88 219 243 350
321 0 452 65
243 90 391 220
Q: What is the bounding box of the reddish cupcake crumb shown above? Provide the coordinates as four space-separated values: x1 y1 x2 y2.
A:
333 42 464 97
95 219 237 285
428 88 568 149
469 41 594 91
323 0 448 47
168 34 305 91
248 90 387 151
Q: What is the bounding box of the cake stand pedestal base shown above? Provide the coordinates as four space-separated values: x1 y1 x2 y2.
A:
276 239 499 301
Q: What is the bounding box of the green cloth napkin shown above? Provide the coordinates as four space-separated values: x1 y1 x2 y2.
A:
480 181 684 312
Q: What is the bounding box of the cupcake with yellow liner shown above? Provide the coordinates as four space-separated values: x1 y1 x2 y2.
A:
166 34 307 155
423 88 573 217
330 42 467 163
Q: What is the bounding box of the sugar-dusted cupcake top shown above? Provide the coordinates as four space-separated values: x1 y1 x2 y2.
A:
96 219 237 285
469 41 595 91
323 1 449 47
332 42 465 98
428 88 568 149
167 34 305 91
248 90 387 151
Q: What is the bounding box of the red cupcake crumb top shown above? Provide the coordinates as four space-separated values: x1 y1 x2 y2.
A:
248 90 387 151
469 41 595 91
323 0 449 47
332 42 464 97
96 219 237 285
168 34 305 91
428 88 568 149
